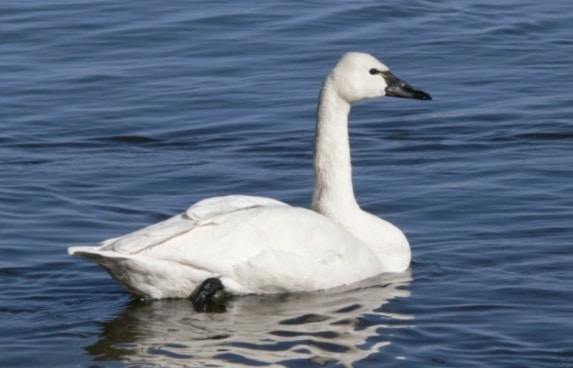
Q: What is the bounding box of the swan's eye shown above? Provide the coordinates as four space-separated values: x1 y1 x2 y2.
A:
369 68 379 75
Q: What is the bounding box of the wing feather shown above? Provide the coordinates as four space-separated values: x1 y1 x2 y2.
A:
99 195 288 255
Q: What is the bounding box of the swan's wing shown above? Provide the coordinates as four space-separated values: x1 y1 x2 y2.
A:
82 195 289 255
68 198 383 296
185 195 287 222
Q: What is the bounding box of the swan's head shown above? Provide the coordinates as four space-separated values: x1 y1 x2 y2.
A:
327 52 431 103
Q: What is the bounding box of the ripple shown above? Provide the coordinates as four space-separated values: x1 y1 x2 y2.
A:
77 274 412 367
91 134 163 145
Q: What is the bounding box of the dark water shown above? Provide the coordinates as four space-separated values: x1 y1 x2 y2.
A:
1 1 572 367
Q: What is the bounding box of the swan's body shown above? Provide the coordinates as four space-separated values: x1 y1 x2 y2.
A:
69 52 431 299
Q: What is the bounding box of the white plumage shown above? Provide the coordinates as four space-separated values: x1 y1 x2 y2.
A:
69 52 431 299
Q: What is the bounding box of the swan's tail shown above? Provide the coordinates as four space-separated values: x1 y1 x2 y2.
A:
67 244 201 299
68 245 130 263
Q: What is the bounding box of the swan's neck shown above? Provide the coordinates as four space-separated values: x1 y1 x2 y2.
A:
312 83 359 217
310 77 411 272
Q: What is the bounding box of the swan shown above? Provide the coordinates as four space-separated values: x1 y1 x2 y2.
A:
68 52 431 299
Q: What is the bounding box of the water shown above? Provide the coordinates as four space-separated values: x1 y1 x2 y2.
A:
1 1 572 367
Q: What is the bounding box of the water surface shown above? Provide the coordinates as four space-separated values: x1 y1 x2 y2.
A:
1 1 572 367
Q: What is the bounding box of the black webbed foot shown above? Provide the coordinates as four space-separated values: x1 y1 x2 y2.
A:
190 278 227 312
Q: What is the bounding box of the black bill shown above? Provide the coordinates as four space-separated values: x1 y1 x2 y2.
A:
383 71 432 100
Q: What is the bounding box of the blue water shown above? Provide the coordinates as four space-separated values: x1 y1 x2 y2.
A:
1 1 572 367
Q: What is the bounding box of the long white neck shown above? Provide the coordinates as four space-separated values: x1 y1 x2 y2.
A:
310 74 411 273
311 81 359 218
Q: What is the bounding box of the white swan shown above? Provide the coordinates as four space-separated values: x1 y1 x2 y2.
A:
68 52 431 299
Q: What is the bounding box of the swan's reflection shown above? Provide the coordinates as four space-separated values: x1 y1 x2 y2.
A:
86 272 412 367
